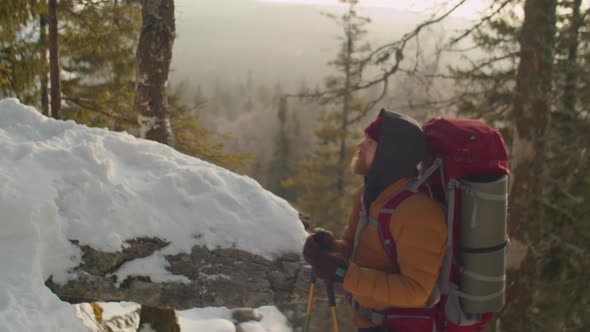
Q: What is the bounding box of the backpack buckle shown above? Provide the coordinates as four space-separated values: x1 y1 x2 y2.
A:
353 300 386 325
369 311 385 325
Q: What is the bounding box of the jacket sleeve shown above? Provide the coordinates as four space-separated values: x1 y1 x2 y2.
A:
333 187 363 260
342 195 447 308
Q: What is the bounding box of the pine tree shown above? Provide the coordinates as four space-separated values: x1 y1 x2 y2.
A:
267 82 318 201
134 0 175 146
283 1 370 228
268 96 295 199
59 0 141 130
0 0 46 105
48 0 61 118
39 0 49 116
503 1 558 330
1 0 142 127
536 1 590 329
168 87 252 173
132 1 179 329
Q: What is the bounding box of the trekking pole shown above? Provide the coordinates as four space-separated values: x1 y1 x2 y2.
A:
304 274 316 332
326 281 339 332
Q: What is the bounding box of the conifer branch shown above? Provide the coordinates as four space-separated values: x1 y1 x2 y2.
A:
63 96 137 125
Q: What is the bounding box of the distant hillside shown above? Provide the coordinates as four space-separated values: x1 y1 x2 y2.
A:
171 0 473 93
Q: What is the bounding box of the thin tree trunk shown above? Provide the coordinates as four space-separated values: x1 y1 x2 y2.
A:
274 96 289 197
554 0 583 191
39 10 49 116
134 0 175 146
48 0 61 119
337 9 353 194
502 0 557 331
562 0 582 115
134 1 176 329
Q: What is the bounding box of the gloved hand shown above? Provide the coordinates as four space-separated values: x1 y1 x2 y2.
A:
302 228 336 265
311 228 335 251
312 250 348 283
302 235 320 265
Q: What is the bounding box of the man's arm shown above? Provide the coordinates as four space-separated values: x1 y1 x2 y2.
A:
333 187 363 259
342 194 447 308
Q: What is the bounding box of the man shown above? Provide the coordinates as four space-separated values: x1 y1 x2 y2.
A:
303 110 447 332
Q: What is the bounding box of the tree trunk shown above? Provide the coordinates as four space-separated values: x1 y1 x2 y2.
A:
273 96 290 197
48 0 61 119
39 10 49 116
501 0 557 331
134 1 176 329
562 0 582 115
550 0 583 194
337 8 353 194
138 305 180 332
134 0 175 146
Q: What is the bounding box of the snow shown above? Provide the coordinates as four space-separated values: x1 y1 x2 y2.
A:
77 300 293 331
113 254 191 286
176 306 291 332
0 98 306 331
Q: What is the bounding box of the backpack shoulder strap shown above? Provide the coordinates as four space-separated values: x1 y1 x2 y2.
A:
352 180 433 264
377 189 415 271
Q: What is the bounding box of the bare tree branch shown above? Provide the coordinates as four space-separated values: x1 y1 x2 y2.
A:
446 0 513 47
366 0 469 62
347 76 389 124
459 52 519 74
443 44 484 53
285 0 470 103
547 233 586 256
387 93 469 112
545 178 585 203
398 67 458 80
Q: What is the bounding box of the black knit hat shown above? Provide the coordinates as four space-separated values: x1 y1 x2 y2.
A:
363 109 427 212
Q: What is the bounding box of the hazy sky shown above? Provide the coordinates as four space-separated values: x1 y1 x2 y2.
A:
170 0 489 92
257 0 493 18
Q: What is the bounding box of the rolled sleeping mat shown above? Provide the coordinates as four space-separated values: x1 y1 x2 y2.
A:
458 174 508 314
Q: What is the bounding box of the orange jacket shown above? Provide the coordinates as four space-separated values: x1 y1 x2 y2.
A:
334 178 447 328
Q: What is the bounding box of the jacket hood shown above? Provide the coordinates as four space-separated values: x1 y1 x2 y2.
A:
363 109 427 212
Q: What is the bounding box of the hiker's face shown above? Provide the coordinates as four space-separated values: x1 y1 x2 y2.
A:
351 135 377 175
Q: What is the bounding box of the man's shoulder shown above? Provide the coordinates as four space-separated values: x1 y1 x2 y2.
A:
404 191 442 206
395 192 446 224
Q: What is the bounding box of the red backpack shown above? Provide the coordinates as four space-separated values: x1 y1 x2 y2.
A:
352 118 510 332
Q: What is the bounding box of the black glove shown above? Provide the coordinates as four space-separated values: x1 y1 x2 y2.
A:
311 228 336 251
302 234 321 265
302 228 337 264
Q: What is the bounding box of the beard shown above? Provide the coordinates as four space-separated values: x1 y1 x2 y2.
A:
351 152 370 175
